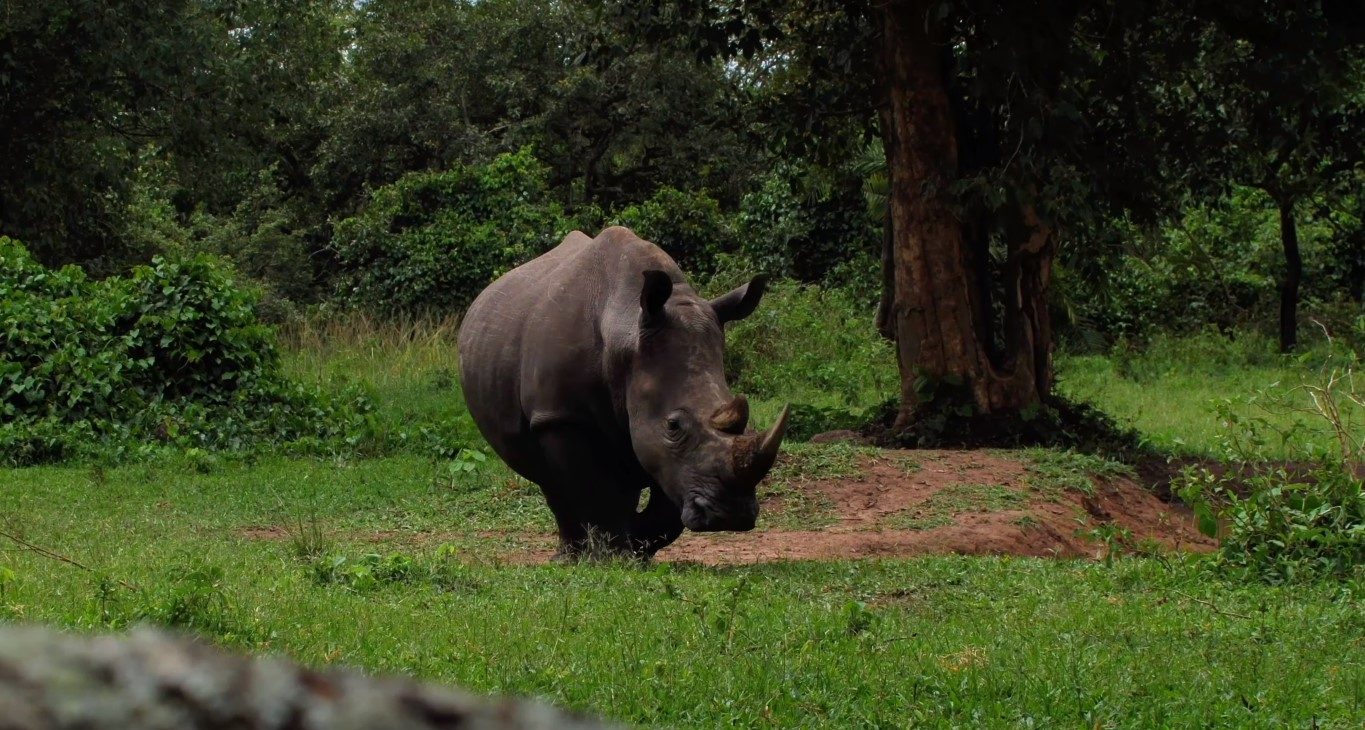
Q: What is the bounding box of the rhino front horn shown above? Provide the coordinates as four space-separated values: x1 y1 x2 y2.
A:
761 404 790 457
733 404 790 484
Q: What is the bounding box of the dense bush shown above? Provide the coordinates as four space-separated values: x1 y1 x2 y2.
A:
1177 347 1365 582
331 148 570 315
707 272 897 437
1061 187 1339 348
610 173 878 286
0 238 367 465
613 187 738 276
189 167 316 309
736 170 880 284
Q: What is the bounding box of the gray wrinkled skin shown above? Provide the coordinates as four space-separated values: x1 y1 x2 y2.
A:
458 227 788 559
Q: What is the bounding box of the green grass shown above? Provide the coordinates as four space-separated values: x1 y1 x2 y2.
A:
279 313 475 444
1 458 1362 727
889 482 1029 531
3 315 1363 726
1055 330 1365 458
1019 448 1135 498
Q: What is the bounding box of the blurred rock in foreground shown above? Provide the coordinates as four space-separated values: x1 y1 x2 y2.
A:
0 625 616 730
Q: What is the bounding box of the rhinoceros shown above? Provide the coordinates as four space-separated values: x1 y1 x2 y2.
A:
457 226 789 559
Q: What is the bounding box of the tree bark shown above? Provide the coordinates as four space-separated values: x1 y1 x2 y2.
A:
1278 197 1302 352
875 206 896 341
878 0 1053 428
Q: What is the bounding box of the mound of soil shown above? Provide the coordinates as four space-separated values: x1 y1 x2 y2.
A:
651 449 1214 565
240 449 1216 565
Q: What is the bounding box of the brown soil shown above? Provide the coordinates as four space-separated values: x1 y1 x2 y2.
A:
238 449 1216 565
650 449 1215 565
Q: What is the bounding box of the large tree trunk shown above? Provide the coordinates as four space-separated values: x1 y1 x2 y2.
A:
875 205 896 341
1278 197 1302 352
878 0 1054 429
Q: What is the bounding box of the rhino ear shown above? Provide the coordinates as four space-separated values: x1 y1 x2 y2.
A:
640 269 673 327
710 275 767 324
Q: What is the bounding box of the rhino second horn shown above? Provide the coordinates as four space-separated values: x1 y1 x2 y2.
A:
710 395 750 434
732 404 790 484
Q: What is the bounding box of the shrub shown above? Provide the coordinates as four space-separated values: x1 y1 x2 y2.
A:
189 166 316 307
0 237 367 465
709 274 897 438
331 148 570 315
736 170 880 284
1061 187 1340 347
613 187 738 276
1177 344 1365 582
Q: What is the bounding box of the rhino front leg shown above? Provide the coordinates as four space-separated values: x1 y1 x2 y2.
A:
626 484 684 558
530 425 635 560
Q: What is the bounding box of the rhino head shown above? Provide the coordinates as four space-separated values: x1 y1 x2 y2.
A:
626 270 789 532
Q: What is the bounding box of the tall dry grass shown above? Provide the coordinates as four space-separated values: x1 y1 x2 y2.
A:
278 311 463 391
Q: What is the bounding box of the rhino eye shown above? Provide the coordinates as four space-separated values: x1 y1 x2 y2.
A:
665 416 683 434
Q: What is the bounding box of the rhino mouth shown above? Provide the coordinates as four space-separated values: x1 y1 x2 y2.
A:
681 491 758 532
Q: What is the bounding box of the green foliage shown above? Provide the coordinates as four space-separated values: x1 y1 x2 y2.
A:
0 0 214 267
735 166 880 284
1062 189 1341 347
135 565 236 634
715 277 897 433
310 550 481 594
1177 349 1365 582
331 149 569 314
190 166 316 308
312 552 415 591
1181 462 1364 583
0 238 366 465
612 187 737 275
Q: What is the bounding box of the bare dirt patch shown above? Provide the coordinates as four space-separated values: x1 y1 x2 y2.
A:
237 525 289 540
653 449 1215 565
236 449 1215 565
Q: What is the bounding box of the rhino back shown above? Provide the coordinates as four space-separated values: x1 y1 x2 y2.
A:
458 228 682 450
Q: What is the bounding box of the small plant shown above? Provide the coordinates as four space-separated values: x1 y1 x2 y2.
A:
0 565 15 600
286 511 331 562
1177 333 1364 582
842 600 876 636
449 448 488 475
132 565 243 639
1081 522 1135 564
432 447 492 495
312 552 415 592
